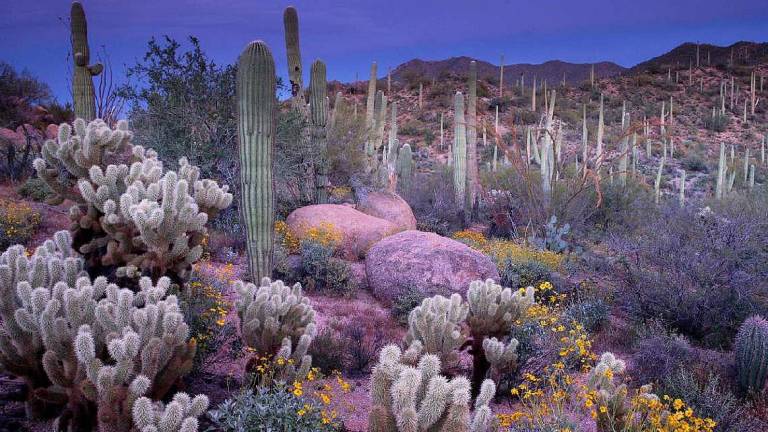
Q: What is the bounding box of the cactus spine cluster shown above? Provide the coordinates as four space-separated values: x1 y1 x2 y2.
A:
453 92 467 209
367 345 497 432
310 60 329 203
237 41 276 282
735 315 768 394
70 2 103 121
235 278 317 383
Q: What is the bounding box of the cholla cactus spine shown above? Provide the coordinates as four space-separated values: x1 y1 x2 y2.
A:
405 294 468 366
70 2 103 121
237 40 276 282
735 315 768 394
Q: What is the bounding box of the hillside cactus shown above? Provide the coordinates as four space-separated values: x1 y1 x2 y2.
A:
453 92 467 210
235 278 317 382
734 315 768 394
466 61 479 215
70 2 103 121
368 344 498 432
397 143 413 195
237 40 276 282
310 59 329 203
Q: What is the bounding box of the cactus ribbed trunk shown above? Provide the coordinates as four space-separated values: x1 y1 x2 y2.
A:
71 2 101 121
237 41 276 282
466 61 478 218
453 92 466 210
284 6 305 110
310 60 329 204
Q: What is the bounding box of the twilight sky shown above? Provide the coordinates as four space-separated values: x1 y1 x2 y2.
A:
1 0 766 104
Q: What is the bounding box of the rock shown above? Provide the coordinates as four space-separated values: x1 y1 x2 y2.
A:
356 191 417 231
365 230 500 304
286 204 399 260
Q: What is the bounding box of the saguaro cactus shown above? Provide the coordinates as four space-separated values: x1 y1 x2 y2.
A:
466 61 479 216
397 143 413 194
735 316 768 394
310 60 329 204
453 92 467 209
237 41 276 282
283 6 304 109
70 1 102 121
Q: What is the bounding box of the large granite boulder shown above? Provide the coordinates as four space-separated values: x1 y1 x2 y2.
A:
356 191 417 231
365 230 500 303
286 204 399 260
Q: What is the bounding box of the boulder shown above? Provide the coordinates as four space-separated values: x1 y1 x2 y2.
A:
356 191 417 231
286 204 399 260
365 230 500 304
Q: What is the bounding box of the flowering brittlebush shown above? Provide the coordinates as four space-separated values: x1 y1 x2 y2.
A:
452 230 563 270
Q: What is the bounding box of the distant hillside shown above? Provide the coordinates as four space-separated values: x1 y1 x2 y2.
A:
630 41 768 74
388 56 625 86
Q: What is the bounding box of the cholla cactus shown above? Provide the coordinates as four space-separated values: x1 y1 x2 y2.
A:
467 279 534 337
586 352 653 432
482 337 518 374
0 232 202 430
405 294 468 366
0 231 85 416
33 119 232 284
235 278 317 382
368 344 497 432
132 392 209 432
735 315 768 394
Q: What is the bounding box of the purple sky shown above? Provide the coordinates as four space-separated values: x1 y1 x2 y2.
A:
1 0 766 104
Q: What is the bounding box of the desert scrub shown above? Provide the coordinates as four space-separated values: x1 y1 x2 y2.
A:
0 198 41 249
16 177 53 202
183 260 236 370
391 286 425 325
298 223 354 296
499 259 551 289
452 230 563 270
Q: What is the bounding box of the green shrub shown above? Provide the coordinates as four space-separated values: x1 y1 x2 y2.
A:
207 385 337 431
391 286 425 325
499 259 551 289
0 199 41 250
299 240 355 297
17 177 53 202
308 328 347 374
564 295 609 333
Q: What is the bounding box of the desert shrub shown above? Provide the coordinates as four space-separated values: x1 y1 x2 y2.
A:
297 227 355 297
207 385 337 432
614 201 768 348
630 331 698 385
499 259 551 289
0 199 41 249
327 101 368 187
703 111 728 132
341 324 385 375
400 119 426 136
563 286 609 333
452 230 563 270
308 328 347 374
661 369 763 432
390 286 425 325
16 176 53 202
583 179 655 237
406 168 462 235
182 262 237 371
681 153 710 172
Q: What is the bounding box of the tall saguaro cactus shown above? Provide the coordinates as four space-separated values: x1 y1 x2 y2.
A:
237 41 276 282
310 60 329 203
453 92 467 209
283 6 305 109
70 1 102 121
466 61 479 215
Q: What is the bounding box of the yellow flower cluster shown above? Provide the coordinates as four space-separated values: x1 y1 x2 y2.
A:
329 186 352 200
451 230 563 270
289 369 352 428
186 260 234 354
0 199 41 247
275 221 342 254
497 281 715 432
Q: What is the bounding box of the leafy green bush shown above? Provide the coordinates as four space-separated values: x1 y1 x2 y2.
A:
299 240 355 297
499 259 551 289
391 286 425 325
207 385 337 431
17 177 53 202
563 295 609 333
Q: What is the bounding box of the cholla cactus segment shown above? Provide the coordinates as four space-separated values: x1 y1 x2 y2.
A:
405 294 468 366
467 279 535 337
368 344 496 432
587 352 633 431
235 278 317 381
132 392 209 432
482 337 518 373
735 315 768 394
33 118 232 283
